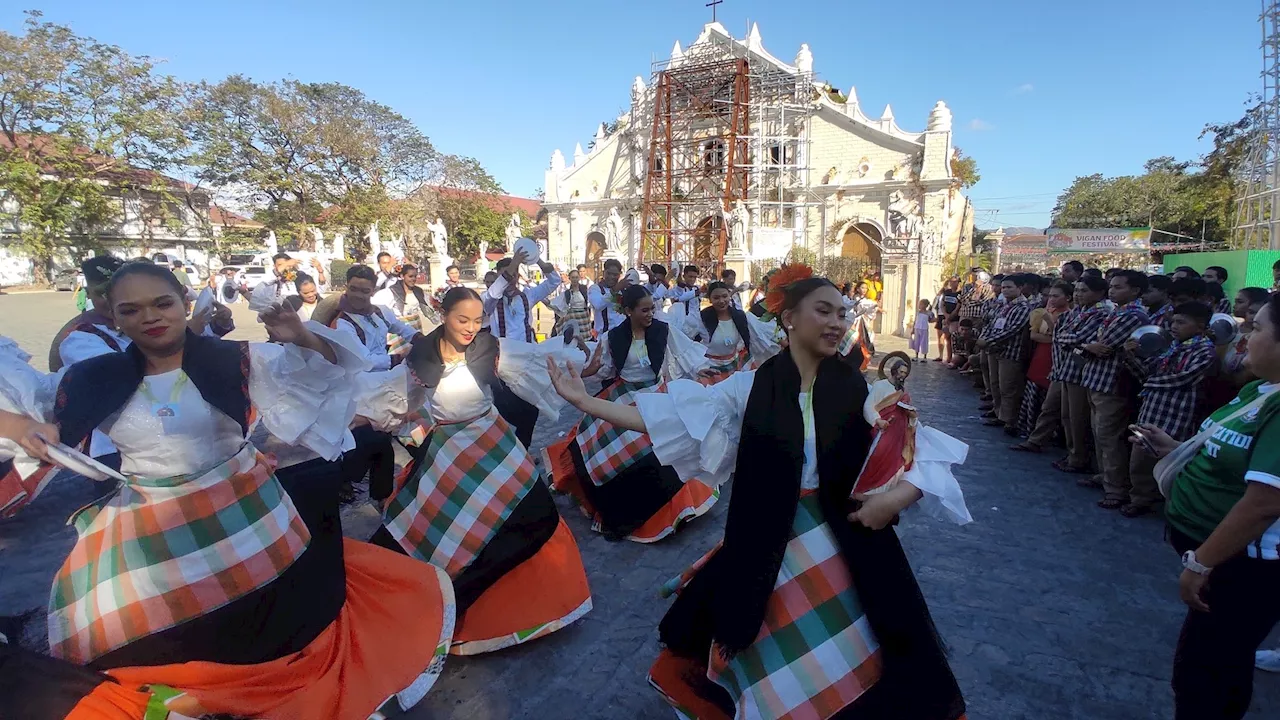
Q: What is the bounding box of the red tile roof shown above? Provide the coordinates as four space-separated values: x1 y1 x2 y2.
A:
209 205 264 228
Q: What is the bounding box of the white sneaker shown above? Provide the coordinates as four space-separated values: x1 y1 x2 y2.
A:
1256 649 1280 673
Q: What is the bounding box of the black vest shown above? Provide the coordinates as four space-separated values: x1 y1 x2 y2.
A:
406 325 499 390
606 318 668 382
55 331 251 450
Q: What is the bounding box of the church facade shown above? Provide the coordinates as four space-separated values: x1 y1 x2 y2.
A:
540 22 972 335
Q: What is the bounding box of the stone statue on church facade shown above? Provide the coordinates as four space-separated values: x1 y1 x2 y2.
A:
605 207 626 251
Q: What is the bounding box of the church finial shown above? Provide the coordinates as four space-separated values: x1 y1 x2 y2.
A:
846 86 859 106
880 104 895 122
595 123 606 143
573 143 586 164
747 22 763 51
671 41 684 60
927 101 953 132
550 149 565 172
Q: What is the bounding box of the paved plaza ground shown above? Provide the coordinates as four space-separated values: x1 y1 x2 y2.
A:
1 289 1277 719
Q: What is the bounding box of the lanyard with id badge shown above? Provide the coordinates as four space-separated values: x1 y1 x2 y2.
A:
138 371 191 433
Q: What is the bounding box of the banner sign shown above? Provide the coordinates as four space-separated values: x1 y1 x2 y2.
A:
1046 227 1151 254
999 234 1050 257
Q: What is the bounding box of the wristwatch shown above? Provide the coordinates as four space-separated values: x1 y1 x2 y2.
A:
1181 550 1212 576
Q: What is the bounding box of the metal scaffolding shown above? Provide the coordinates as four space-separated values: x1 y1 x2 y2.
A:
636 36 818 269
1233 0 1280 250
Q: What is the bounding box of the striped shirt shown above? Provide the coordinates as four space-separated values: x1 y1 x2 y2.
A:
1125 336 1218 440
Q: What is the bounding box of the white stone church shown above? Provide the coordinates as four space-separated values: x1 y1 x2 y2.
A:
541 21 973 335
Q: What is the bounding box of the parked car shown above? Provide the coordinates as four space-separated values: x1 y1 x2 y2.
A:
238 265 270 290
52 269 80 292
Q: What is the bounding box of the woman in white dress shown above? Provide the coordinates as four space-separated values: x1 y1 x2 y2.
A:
362 286 594 656
696 280 780 385
0 262 455 720
546 264 971 720
542 284 720 544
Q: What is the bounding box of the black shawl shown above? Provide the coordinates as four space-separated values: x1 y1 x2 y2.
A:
700 306 751 357
606 318 668 383
406 324 499 390
660 349 965 719
389 281 426 314
55 331 252 451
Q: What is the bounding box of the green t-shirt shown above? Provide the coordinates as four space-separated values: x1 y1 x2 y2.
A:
1166 380 1280 557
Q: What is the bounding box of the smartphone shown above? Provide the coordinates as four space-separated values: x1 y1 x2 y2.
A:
1130 425 1158 456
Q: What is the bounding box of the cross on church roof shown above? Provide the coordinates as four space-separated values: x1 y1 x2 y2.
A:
706 0 723 22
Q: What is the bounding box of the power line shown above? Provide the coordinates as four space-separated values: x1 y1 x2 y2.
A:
967 192 1059 202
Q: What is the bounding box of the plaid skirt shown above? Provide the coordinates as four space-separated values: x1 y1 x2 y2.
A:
653 492 883 719
1016 380 1047 438
577 378 662 486
699 347 751 386
49 443 310 665
382 407 538 578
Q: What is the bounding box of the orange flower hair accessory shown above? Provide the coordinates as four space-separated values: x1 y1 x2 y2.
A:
764 263 815 316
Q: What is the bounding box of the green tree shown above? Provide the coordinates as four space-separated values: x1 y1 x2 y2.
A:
950 147 981 189
189 76 441 253
0 11 192 282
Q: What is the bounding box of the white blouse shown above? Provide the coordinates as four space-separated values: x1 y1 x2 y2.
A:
1 323 369 479
354 337 588 432
707 320 742 354
594 323 708 383
635 370 973 524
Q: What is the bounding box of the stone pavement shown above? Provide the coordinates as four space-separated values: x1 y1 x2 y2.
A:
0 292 1277 718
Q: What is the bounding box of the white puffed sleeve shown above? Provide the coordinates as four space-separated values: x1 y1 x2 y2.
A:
663 323 710 380
633 371 755 488
246 321 370 461
352 363 428 432
902 425 972 525
0 337 58 422
744 312 781 364
497 337 590 422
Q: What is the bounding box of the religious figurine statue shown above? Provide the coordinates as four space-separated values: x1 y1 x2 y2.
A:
727 201 750 252
504 212 523 248
476 239 489 273
605 207 625 251
427 217 450 262
887 190 921 239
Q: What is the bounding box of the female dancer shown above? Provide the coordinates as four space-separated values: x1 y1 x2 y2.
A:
0 262 454 720
839 281 879 371
697 281 779 385
541 284 719 544
547 265 971 720
364 286 593 656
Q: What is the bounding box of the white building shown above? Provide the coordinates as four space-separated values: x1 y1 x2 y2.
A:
541 22 973 335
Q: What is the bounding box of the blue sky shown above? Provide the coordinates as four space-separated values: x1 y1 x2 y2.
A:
3 1 1261 229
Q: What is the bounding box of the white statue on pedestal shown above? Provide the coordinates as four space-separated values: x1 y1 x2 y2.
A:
366 223 380 262
476 239 489 273
605 207 625 251
427 217 450 264
333 233 345 260
727 201 751 253
311 228 326 256
265 230 279 256
504 213 522 248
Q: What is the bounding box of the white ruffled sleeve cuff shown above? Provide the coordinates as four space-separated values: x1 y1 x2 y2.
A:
497 337 588 422
633 371 754 488
353 363 427 432
247 322 370 461
902 424 973 525
664 324 710 380
744 312 781 364
0 336 58 422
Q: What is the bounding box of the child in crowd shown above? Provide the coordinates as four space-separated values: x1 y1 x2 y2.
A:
909 298 935 362
952 318 975 369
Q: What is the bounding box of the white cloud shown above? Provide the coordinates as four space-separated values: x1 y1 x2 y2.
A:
1013 83 1035 94
968 118 995 131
